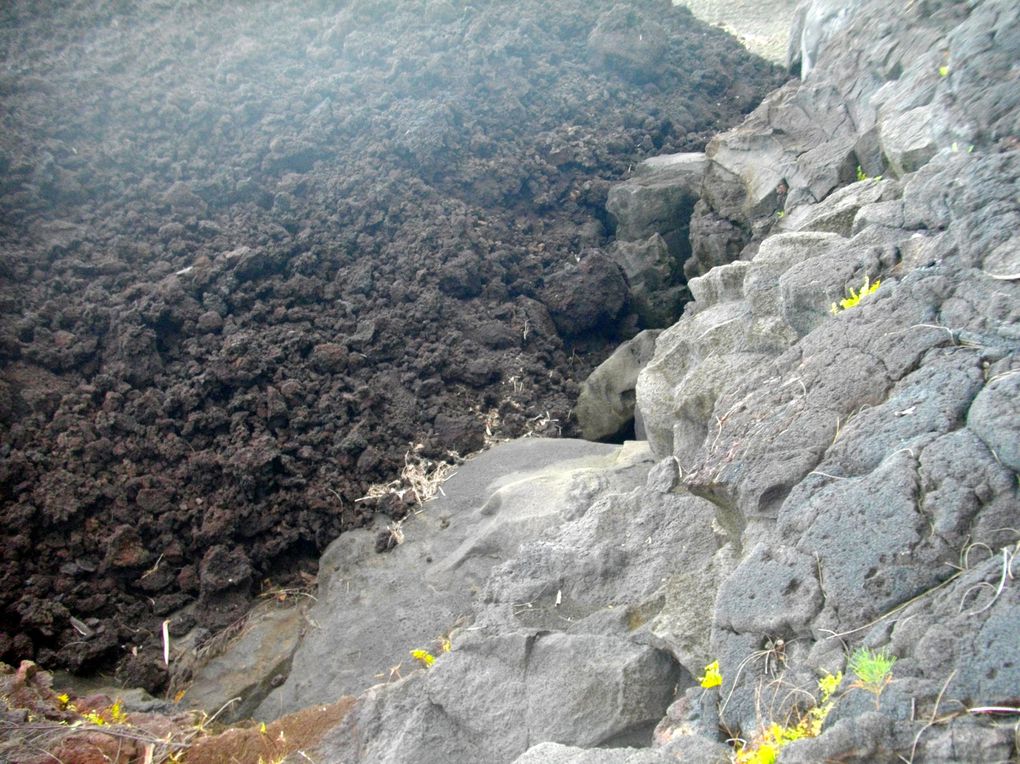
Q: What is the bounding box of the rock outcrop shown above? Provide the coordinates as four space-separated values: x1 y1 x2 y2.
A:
606 153 707 326
179 1 1019 762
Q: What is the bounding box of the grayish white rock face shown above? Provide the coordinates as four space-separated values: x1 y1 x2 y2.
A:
633 0 1020 751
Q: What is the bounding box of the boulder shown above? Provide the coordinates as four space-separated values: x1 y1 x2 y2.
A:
879 105 938 177
539 251 629 336
778 178 898 236
609 236 687 327
606 152 706 256
967 368 1020 472
181 604 306 724
576 329 660 442
256 438 655 718
586 7 671 84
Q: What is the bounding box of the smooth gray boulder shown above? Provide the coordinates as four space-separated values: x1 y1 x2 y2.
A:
256 438 654 719
312 628 681 764
576 329 660 442
477 474 720 674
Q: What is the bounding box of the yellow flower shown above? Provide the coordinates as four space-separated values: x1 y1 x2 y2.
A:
818 670 842 702
698 660 723 689
831 277 881 315
410 649 435 668
109 699 127 724
83 710 107 726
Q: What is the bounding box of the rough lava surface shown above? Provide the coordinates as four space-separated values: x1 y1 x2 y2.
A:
0 0 785 688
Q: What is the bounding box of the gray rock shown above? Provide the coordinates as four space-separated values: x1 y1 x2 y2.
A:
793 0 852 78
182 604 306 723
880 105 938 177
967 368 1020 472
576 329 660 442
514 742 674 764
606 152 706 257
686 199 748 279
311 628 681 764
587 7 670 84
540 251 629 336
714 543 823 635
257 438 654 719
523 632 681 747
627 2 1020 757
779 178 898 236
478 483 719 674
609 236 686 327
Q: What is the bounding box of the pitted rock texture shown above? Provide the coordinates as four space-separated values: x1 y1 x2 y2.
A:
633 0 1020 755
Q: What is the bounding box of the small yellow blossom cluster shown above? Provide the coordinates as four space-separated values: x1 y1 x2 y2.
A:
56 694 128 726
830 276 881 315
735 671 843 764
411 649 436 668
698 660 723 689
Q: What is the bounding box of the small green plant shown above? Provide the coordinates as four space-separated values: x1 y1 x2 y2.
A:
830 275 881 315
848 646 896 708
938 65 950 77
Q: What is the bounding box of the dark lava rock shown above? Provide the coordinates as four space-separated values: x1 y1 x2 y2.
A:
199 546 254 595
0 0 784 678
433 412 486 454
104 526 150 570
540 251 630 336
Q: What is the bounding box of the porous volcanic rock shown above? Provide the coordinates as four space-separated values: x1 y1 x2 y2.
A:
0 0 784 684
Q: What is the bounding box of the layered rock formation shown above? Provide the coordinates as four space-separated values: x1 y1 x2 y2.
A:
169 0 1018 761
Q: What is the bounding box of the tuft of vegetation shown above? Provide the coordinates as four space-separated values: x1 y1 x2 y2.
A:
733 670 843 763
699 660 723 689
848 645 896 708
831 275 881 315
